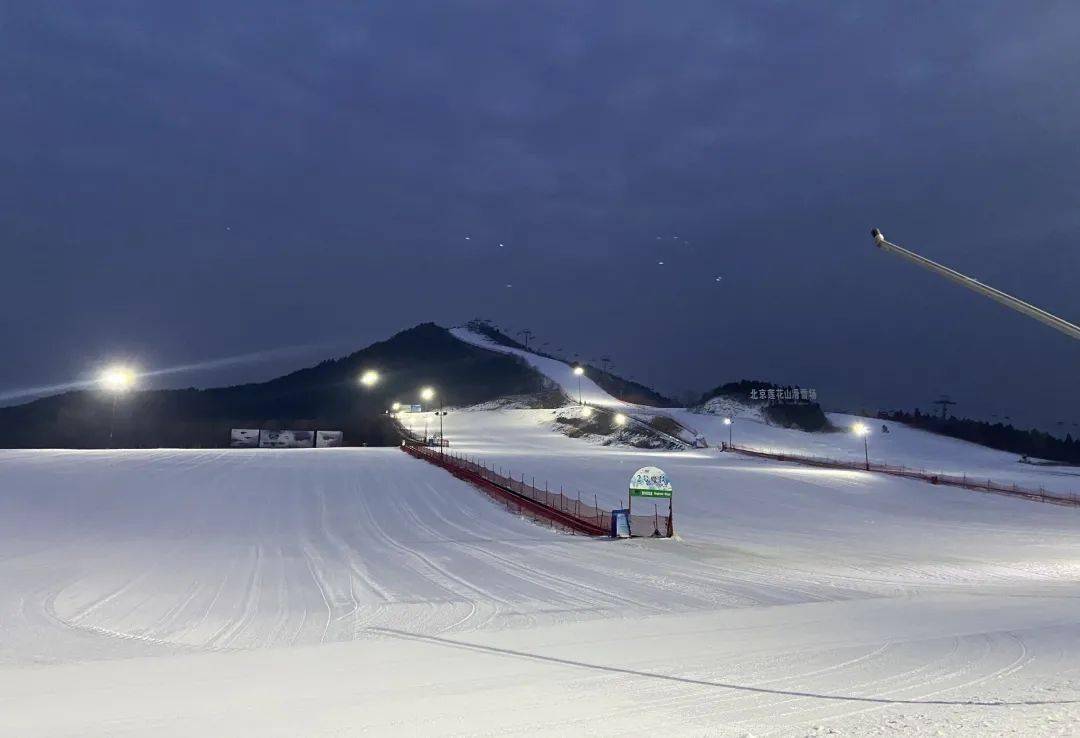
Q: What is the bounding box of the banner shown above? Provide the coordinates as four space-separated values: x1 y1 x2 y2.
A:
230 429 260 448
258 430 314 448
629 466 673 498
315 430 344 448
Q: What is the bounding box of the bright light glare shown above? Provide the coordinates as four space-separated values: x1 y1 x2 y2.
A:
391 402 401 411
420 387 435 402
582 407 593 417
100 366 136 392
852 422 869 437
722 417 732 425
572 366 585 376
359 370 380 387
614 413 627 426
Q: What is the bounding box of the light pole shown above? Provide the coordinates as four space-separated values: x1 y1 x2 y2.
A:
100 366 136 448
852 422 870 470
723 417 733 449
420 386 444 454
573 366 584 405
359 369 380 388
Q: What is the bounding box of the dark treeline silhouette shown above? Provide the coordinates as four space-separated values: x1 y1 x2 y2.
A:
0 324 549 449
879 409 1080 464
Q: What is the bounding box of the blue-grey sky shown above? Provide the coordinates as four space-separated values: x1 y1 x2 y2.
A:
3 2 1079 431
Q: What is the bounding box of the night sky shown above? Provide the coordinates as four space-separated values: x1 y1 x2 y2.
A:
3 2 1078 430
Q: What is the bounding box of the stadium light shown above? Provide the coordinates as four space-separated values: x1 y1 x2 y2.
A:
99 365 136 448
359 370 380 387
572 365 584 404
419 387 444 454
100 366 136 392
852 422 870 470
614 413 627 426
722 417 733 449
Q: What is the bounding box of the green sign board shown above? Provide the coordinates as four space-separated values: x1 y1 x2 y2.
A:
630 487 672 498
629 466 673 499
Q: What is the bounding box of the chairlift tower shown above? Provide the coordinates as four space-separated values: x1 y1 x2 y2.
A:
933 396 956 420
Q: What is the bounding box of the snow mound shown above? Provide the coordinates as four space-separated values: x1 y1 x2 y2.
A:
691 395 765 422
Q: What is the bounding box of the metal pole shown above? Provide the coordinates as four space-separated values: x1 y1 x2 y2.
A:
108 394 118 447
577 375 582 405
439 397 444 456
728 422 733 449
870 229 1080 341
667 494 674 538
864 437 870 471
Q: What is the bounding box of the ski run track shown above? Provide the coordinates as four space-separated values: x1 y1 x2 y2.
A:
2 333 1080 736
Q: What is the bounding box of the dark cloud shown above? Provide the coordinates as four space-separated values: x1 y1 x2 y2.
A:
2 2 1078 428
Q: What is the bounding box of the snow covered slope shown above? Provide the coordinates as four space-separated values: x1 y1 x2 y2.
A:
451 326 629 408
452 325 1078 496
4 410 1080 735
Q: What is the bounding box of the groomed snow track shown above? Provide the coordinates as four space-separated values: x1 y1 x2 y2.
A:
4 421 1080 735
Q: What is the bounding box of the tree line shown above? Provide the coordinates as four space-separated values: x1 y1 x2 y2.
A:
879 409 1080 464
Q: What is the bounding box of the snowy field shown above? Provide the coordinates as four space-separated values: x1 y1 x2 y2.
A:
3 434 1080 734
2 331 1079 735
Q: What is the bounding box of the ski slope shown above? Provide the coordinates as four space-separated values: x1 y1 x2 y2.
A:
454 325 1080 497
451 326 633 409
4 415 1080 735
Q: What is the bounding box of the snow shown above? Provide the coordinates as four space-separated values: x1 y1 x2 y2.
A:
455 325 1079 496
2 330 1079 734
4 404 1080 735
451 326 629 409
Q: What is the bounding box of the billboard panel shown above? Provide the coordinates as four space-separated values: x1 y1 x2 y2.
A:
315 430 343 448
258 430 315 448
231 429 260 448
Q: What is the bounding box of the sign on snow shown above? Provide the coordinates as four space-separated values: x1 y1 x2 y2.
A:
629 466 673 499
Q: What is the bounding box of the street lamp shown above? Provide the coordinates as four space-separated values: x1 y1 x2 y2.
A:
391 402 401 412
614 413 627 426
420 387 444 453
99 365 136 447
359 370 380 387
572 365 585 405
722 417 733 449
852 422 870 470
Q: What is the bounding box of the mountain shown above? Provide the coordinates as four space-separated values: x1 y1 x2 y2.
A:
0 324 551 448
466 320 678 406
